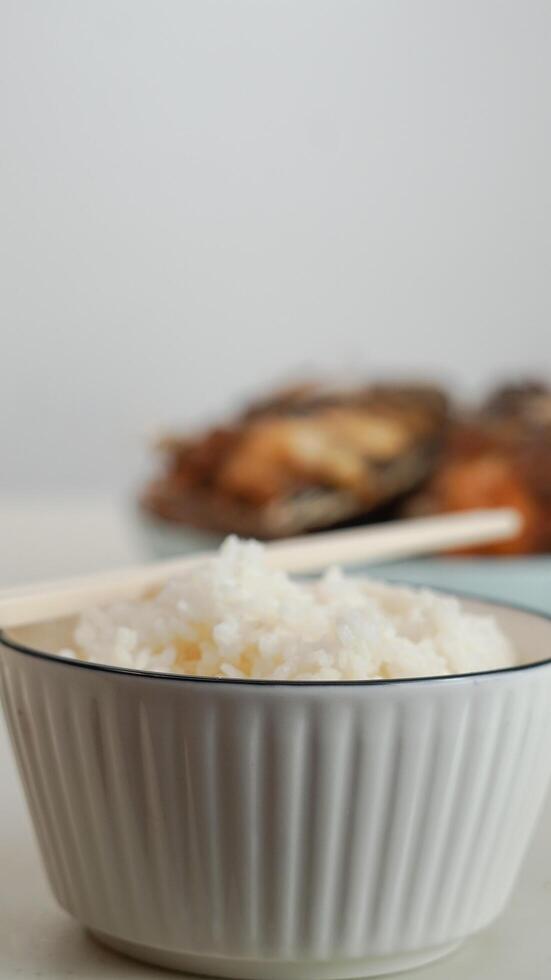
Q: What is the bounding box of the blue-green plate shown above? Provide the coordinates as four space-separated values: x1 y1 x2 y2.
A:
365 557 551 614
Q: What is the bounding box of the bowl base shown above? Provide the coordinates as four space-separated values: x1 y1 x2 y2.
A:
89 930 462 978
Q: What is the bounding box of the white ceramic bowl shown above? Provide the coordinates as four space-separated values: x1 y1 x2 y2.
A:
1 595 551 979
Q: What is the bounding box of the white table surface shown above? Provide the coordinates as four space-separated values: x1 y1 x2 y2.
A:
0 497 549 979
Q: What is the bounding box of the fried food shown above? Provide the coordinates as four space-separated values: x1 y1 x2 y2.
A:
142 383 448 538
404 382 551 554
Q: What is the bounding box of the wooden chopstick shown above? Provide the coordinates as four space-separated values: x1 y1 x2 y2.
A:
0 509 521 630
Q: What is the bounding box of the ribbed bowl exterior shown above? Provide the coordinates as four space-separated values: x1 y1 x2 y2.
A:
2 613 551 976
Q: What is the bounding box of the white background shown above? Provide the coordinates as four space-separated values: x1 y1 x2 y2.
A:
2 0 551 495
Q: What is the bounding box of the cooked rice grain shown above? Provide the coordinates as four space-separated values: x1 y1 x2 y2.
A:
63 537 515 680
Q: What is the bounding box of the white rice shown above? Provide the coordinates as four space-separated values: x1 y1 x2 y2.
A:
61 537 515 681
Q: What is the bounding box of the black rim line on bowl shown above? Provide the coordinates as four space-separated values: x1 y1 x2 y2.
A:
1 584 550 688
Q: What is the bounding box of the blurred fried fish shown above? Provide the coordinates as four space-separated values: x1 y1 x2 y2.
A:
404 381 551 554
142 382 448 538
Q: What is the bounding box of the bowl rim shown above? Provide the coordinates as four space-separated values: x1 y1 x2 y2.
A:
1 586 550 689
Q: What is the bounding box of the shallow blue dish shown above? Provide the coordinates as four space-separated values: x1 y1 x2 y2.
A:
365 557 551 614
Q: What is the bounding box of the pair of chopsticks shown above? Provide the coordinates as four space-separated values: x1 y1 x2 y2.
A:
0 508 521 630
